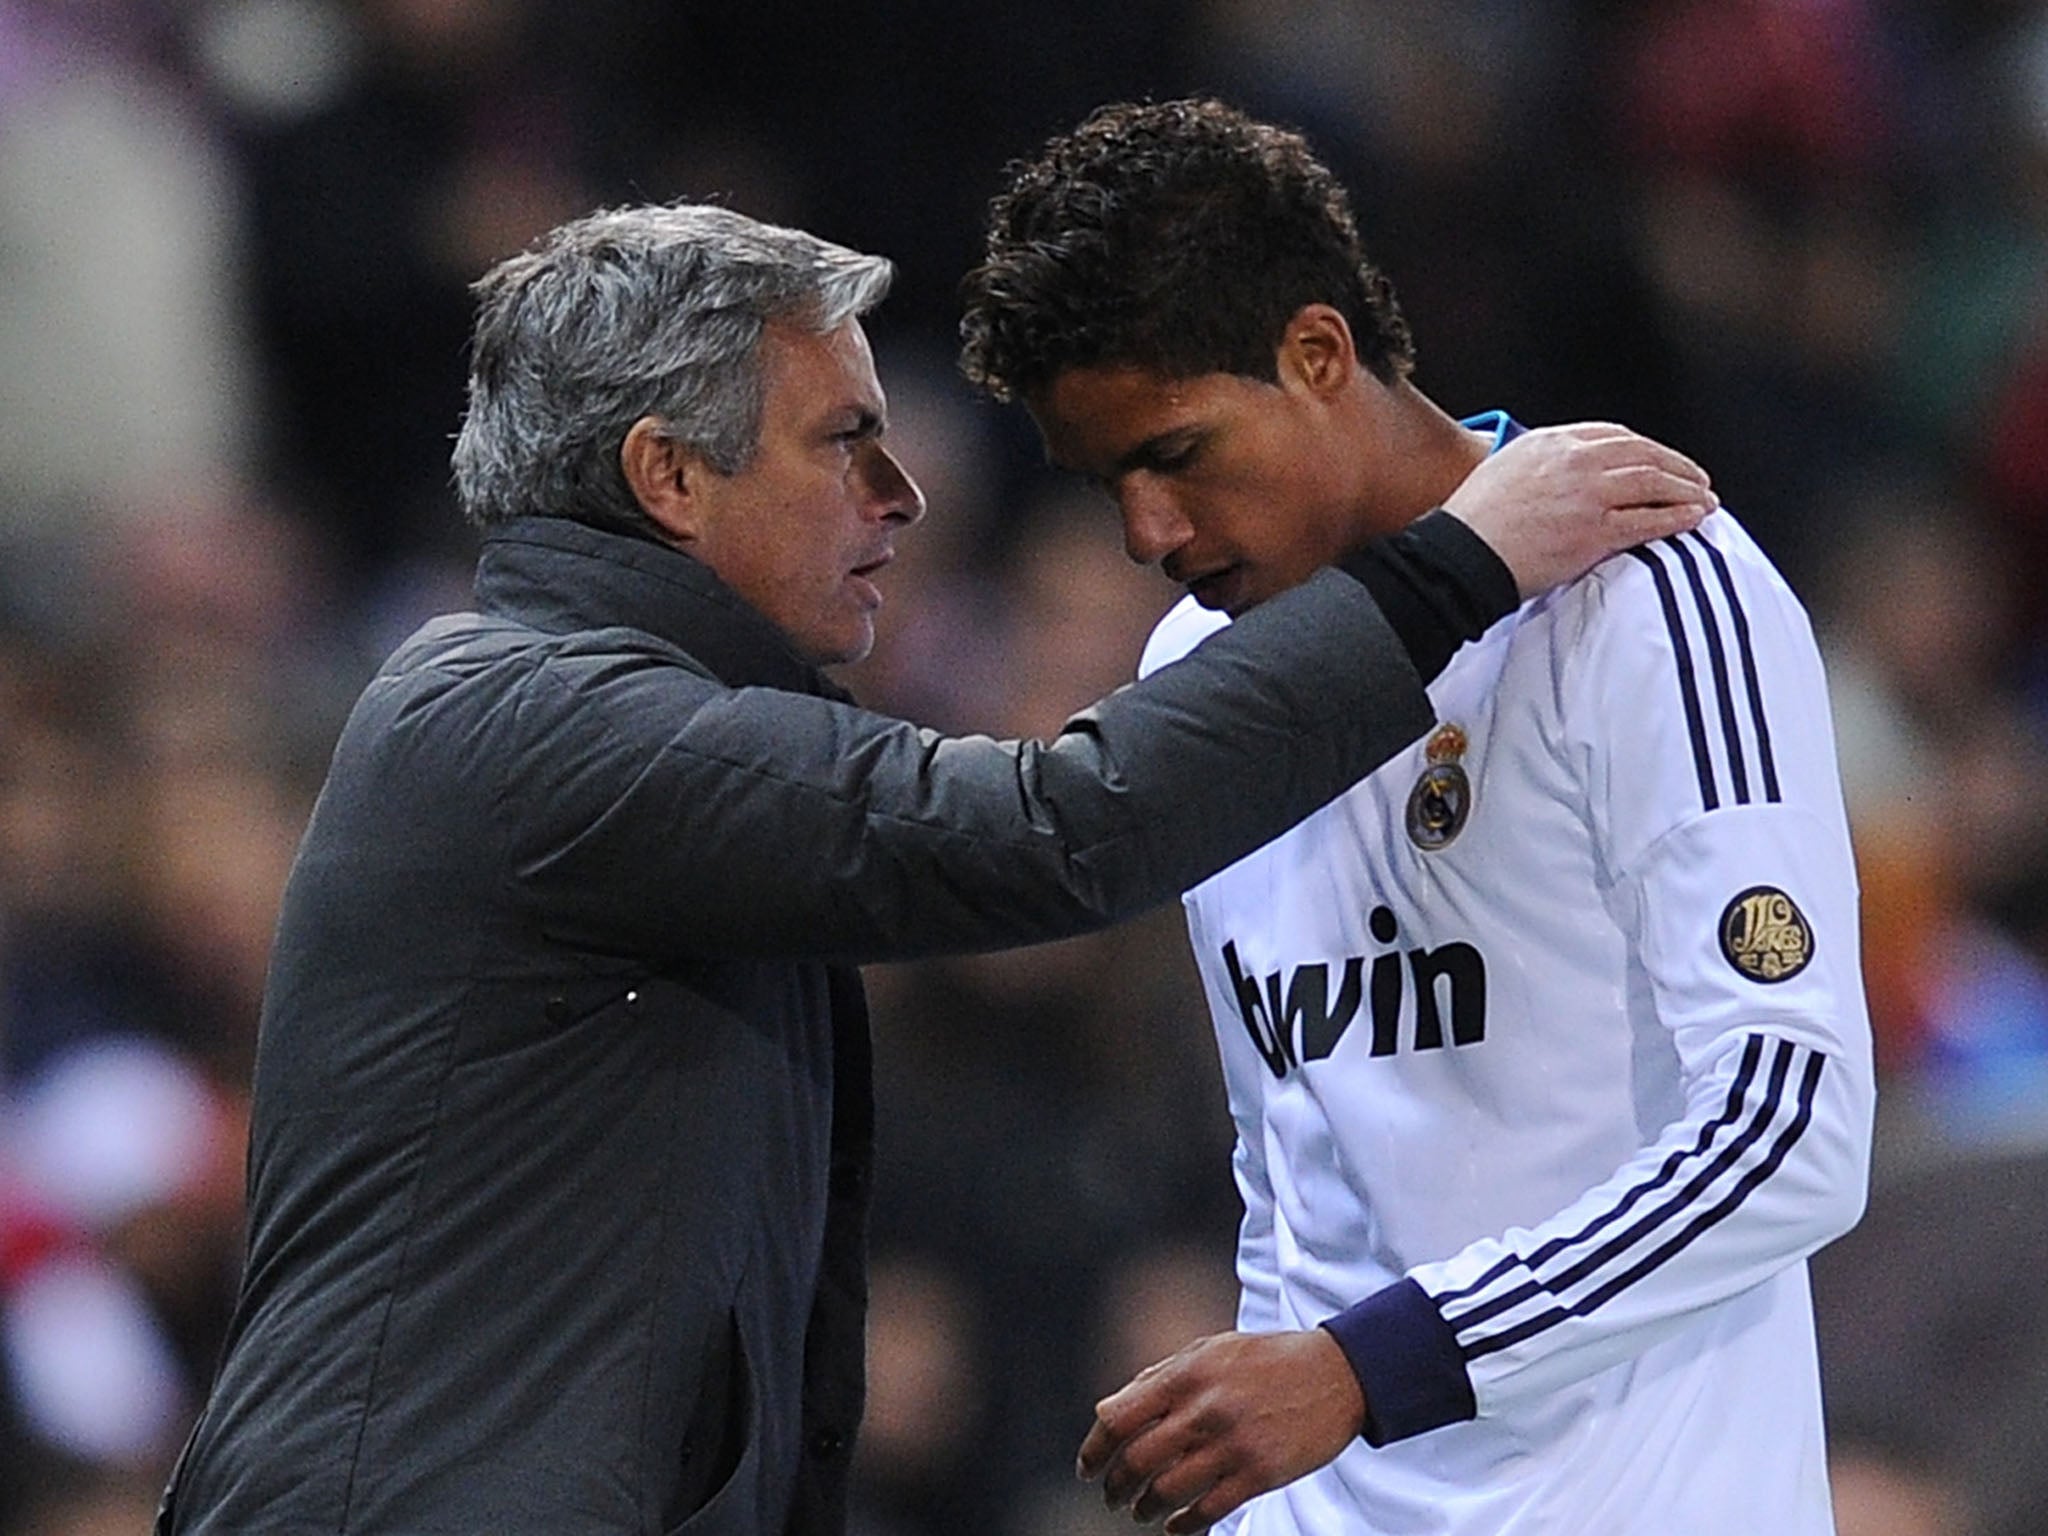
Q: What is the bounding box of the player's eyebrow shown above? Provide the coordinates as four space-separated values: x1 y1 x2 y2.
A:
1045 425 1202 479
1109 426 1203 477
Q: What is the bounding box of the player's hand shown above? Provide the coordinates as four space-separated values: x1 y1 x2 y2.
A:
1442 422 1716 598
1076 1328 1364 1533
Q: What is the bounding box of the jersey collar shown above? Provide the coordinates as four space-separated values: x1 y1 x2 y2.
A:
1459 410 1528 456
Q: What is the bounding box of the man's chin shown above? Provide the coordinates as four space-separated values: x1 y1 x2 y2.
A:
801 618 876 670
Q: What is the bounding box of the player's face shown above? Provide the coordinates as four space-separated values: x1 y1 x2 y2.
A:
684 319 926 665
1028 336 1389 616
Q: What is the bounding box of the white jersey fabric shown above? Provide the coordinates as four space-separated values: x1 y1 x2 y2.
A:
1136 415 1874 1535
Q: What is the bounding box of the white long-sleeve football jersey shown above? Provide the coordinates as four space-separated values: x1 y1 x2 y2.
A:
1136 415 1875 1535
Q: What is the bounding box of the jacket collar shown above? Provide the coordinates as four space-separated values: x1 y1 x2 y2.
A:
473 515 848 699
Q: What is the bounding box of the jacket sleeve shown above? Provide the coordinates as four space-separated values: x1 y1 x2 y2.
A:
1322 527 1875 1446
498 568 1436 965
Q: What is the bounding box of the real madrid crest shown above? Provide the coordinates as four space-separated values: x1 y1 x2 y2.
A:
1406 722 1472 851
1718 885 1814 983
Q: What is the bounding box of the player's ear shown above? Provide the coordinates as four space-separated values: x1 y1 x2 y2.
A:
1277 304 1359 400
621 416 712 544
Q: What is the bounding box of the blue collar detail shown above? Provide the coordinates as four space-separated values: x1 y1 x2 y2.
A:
1460 410 1526 455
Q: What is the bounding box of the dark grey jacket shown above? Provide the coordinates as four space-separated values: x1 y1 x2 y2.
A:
159 515 1435 1536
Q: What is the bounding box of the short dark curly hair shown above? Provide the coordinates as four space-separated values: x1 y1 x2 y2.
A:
959 98 1415 403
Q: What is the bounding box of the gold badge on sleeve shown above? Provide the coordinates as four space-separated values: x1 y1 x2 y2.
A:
1406 722 1472 851
1718 885 1814 982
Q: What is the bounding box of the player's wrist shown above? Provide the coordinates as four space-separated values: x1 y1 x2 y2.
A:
1305 1324 1370 1438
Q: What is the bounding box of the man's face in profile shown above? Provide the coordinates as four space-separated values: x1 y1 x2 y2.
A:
684 320 927 665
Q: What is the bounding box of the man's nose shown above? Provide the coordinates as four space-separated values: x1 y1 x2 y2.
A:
861 442 926 526
1119 477 1191 566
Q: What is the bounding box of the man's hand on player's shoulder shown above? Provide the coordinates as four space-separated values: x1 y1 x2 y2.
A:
1445 422 1717 598
1076 1327 1365 1533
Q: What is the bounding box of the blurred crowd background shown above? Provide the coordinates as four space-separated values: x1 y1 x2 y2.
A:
1 0 2046 1532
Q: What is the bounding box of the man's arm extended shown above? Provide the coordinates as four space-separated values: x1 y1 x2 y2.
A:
508 426 1712 964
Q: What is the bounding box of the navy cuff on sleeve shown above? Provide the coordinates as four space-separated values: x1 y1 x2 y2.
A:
1319 1278 1478 1447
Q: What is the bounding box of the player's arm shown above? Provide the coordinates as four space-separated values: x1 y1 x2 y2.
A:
1321 528 1874 1446
1085 980 1871 1535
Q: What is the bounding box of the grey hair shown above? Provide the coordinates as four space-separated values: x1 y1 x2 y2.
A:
451 202 894 532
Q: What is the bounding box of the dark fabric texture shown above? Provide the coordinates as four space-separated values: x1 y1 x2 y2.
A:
159 515 1437 1536
1323 1278 1479 1447
1340 511 1522 684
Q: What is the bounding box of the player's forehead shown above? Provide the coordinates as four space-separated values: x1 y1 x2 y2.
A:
1029 364 1243 473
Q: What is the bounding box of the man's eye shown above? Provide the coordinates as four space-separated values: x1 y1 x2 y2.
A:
1147 440 1199 472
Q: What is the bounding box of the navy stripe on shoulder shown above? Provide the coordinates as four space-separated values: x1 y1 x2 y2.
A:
1624 544 1717 811
1667 538 1750 804
1687 531 1782 803
1626 534 1785 813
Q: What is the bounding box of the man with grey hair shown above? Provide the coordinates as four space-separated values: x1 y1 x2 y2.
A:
156 200 1712 1536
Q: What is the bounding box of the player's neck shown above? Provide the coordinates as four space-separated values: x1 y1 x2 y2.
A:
1369 381 1494 530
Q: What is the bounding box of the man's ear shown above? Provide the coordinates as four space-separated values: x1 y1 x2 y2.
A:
620 417 708 544
1278 304 1359 400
